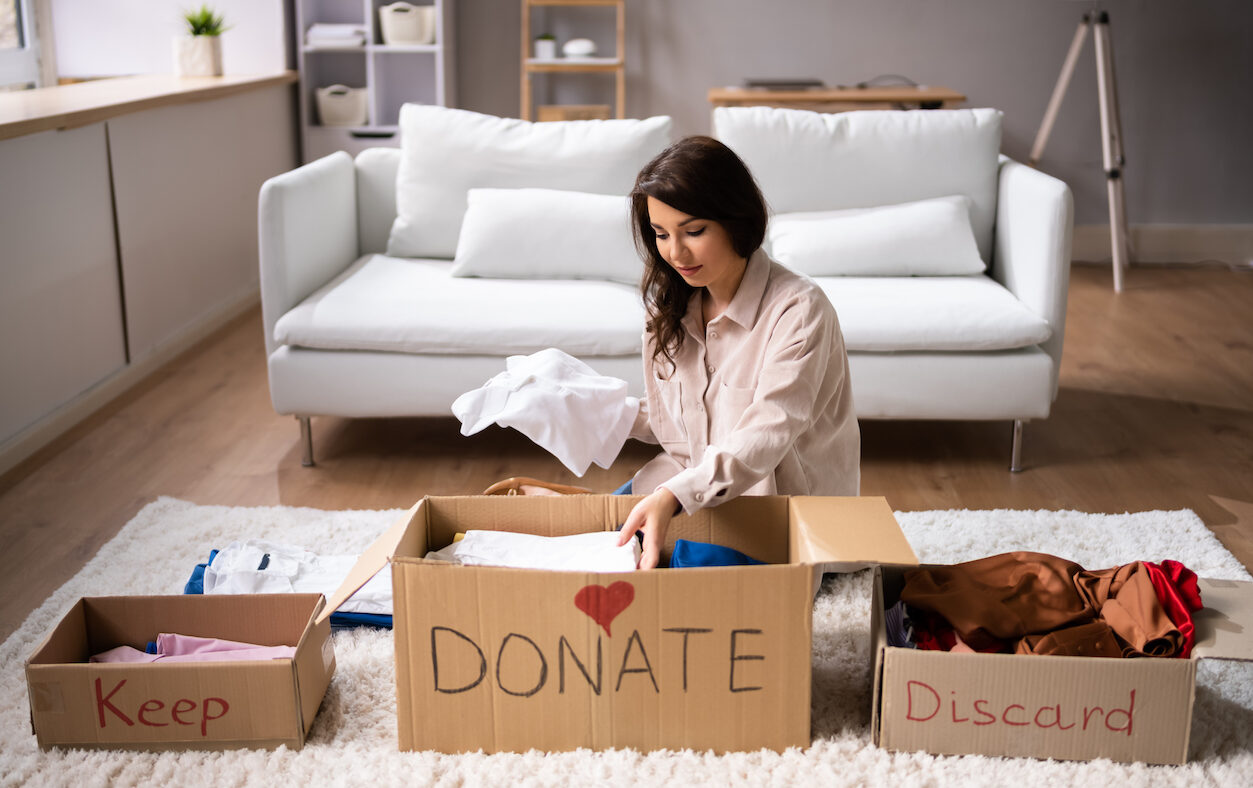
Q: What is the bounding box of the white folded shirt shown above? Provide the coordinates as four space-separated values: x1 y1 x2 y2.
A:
203 540 392 615
424 530 640 572
451 348 639 477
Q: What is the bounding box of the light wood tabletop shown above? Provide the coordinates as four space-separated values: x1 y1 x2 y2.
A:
0 72 298 141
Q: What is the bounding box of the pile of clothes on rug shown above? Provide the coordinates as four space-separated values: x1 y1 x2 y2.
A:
885 551 1204 658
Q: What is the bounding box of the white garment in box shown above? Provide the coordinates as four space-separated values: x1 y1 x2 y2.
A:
452 348 639 476
424 529 640 572
203 540 392 615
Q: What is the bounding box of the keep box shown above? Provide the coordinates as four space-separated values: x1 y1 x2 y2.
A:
870 563 1253 764
322 494 917 754
25 593 335 751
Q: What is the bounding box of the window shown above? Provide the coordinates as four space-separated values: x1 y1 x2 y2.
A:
0 0 41 90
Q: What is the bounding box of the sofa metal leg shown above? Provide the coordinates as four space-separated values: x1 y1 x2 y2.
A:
1010 420 1024 473
299 416 315 467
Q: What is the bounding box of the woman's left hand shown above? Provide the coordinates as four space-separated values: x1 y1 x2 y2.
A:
618 487 679 570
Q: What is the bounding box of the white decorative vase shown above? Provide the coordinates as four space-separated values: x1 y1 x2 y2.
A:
174 35 223 77
534 38 556 60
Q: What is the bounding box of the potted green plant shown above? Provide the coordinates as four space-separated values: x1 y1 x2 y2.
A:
174 5 228 77
533 33 556 61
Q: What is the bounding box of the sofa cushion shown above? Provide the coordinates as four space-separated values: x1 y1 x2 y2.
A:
714 107 1002 262
815 275 1052 352
274 255 646 356
767 196 985 276
387 105 673 260
452 188 642 284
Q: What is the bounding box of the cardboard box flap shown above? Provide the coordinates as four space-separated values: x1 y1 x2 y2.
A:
1192 577 1253 661
315 500 423 627
788 497 917 571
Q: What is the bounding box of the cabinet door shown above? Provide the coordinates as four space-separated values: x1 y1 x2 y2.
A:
0 124 126 446
106 84 298 360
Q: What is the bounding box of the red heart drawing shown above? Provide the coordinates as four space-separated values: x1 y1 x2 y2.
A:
574 581 635 637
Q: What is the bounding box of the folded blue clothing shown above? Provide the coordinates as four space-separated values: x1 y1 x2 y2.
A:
669 539 764 568
182 549 393 630
182 549 218 595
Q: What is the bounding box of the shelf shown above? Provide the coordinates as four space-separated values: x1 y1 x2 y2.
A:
297 0 454 162
303 44 368 53
521 0 625 120
373 44 442 53
528 0 620 6
304 44 443 54
525 57 622 73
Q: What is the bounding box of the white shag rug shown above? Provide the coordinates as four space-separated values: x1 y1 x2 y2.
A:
2 498 1251 787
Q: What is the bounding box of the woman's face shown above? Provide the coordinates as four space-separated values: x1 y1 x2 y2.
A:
646 196 745 293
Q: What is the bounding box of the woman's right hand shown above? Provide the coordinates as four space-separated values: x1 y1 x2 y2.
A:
618 487 680 570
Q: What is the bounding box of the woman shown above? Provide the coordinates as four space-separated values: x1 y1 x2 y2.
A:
617 136 860 569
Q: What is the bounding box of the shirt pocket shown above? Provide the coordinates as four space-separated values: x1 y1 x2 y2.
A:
712 384 756 439
651 376 687 445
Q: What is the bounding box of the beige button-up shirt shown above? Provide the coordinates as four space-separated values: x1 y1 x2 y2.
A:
631 249 860 512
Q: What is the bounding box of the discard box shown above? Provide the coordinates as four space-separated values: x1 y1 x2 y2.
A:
321 494 917 754
870 564 1253 764
26 594 335 751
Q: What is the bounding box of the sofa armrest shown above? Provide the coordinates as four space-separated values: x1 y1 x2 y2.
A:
258 151 360 357
993 156 1074 398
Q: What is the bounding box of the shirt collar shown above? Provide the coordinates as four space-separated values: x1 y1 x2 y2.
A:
679 248 771 338
721 248 770 329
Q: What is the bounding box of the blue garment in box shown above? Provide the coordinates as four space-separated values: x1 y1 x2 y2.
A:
669 539 764 568
182 549 392 630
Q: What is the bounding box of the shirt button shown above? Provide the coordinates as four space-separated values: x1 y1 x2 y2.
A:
710 330 719 339
695 492 704 502
706 364 715 375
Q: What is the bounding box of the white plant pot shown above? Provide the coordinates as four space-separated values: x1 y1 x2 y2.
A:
174 35 223 77
533 39 556 60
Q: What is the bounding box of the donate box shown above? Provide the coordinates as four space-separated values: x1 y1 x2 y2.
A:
26 594 335 751
870 564 1253 764
322 494 916 754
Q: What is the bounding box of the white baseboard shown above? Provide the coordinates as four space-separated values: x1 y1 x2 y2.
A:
1072 224 1253 266
0 286 260 479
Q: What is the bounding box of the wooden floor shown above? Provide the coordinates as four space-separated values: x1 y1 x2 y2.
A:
1 263 1251 642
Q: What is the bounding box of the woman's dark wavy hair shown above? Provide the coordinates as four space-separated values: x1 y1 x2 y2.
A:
630 136 768 374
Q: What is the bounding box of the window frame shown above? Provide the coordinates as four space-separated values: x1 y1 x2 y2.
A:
0 0 42 88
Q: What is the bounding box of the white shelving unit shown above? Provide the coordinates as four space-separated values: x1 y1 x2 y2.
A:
296 0 455 163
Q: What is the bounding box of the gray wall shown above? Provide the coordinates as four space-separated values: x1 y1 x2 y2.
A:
456 0 1252 226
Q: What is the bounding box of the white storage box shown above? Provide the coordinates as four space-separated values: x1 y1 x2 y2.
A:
379 2 436 45
315 85 368 127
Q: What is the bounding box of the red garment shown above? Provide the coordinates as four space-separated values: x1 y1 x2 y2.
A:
1144 560 1204 658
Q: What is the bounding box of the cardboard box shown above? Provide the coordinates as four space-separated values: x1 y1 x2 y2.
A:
321 494 916 754
26 593 335 751
870 564 1253 764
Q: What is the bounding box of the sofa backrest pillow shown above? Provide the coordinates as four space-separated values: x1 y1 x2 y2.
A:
387 105 674 259
452 188 642 284
767 195 985 276
713 106 1002 263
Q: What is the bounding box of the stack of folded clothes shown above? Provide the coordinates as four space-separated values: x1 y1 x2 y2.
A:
305 23 367 48
885 551 1203 658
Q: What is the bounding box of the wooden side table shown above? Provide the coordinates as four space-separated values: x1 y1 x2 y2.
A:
708 85 966 113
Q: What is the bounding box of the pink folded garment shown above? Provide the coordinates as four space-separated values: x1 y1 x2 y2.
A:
90 633 296 664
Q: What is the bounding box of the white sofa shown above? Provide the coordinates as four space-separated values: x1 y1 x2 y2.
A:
259 106 1072 471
